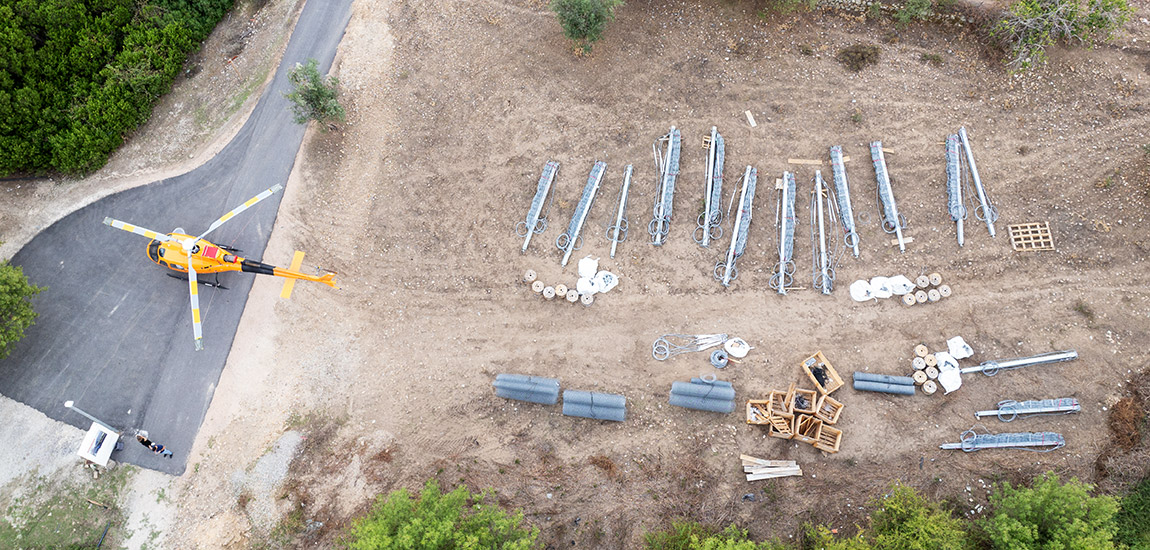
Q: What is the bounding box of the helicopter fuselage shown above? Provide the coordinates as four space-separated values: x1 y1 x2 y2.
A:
146 233 337 287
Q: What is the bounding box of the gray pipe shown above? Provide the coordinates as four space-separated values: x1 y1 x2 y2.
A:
690 377 732 388
852 372 915 386
853 380 916 395
562 402 626 422
493 374 560 405
668 393 736 413
562 390 626 422
670 381 736 401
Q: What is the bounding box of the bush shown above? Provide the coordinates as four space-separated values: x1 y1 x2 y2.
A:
983 473 1119 550
991 0 1132 70
0 261 43 360
895 0 933 24
836 44 881 72
1115 476 1150 549
805 483 967 550
343 480 538 549
645 522 788 550
284 58 346 129
551 0 624 53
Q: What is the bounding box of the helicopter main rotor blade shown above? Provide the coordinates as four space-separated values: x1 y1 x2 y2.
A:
196 184 284 242
103 218 172 242
187 263 204 351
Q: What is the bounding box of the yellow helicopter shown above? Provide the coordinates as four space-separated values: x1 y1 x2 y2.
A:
103 184 337 351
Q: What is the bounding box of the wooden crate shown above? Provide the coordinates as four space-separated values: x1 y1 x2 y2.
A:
814 424 842 453
767 415 794 440
746 400 772 425
815 394 844 425
767 384 795 419
802 351 844 395
792 414 822 445
792 388 818 415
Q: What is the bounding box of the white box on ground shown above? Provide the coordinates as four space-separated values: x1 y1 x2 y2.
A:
78 422 118 466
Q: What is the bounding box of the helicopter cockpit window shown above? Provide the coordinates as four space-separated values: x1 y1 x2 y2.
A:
147 241 162 262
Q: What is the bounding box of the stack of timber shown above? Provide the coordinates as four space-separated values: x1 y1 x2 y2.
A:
741 455 802 481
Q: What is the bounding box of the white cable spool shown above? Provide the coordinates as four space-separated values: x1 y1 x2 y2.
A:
870 276 893 299
938 284 952 298
531 280 545 293
924 354 937 367
580 293 594 306
523 269 537 284
888 275 916 295
912 370 928 385
921 380 938 395
916 275 930 289
724 338 752 358
915 290 929 304
554 284 568 298
925 366 939 380
566 291 579 303
927 288 941 302
543 286 556 300
913 357 927 370
850 280 874 302
914 344 929 358
929 272 943 286
902 294 916 306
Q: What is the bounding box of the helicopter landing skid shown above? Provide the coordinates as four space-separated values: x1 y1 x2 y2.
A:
167 272 229 290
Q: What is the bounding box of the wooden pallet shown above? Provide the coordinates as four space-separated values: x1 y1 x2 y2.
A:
814 424 842 453
1008 222 1055 251
746 400 772 425
802 351 844 395
815 394 844 425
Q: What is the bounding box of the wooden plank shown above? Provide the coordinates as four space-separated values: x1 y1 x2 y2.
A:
889 236 915 246
746 468 803 481
745 110 757 127
740 454 795 466
744 464 798 472
787 158 824 165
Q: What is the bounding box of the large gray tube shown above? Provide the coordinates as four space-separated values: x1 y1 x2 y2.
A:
852 372 915 386
493 374 560 405
562 402 626 422
668 393 736 413
853 380 916 395
670 381 736 401
690 377 732 388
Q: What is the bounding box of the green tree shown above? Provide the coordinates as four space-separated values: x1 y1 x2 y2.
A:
551 0 623 53
283 58 346 129
0 261 43 359
344 479 538 549
983 473 1119 550
1116 476 1150 549
991 0 1131 69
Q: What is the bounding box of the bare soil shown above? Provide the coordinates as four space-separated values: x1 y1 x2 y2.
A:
5 0 1150 548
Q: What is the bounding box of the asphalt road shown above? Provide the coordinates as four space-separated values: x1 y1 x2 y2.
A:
0 0 353 475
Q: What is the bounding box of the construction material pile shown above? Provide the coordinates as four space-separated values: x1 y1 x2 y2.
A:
746 351 844 453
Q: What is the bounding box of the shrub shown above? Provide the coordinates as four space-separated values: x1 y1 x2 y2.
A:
805 483 967 550
0 261 43 360
551 0 624 53
983 473 1119 550
836 44 881 72
343 480 538 549
895 0 933 24
991 0 1132 70
284 58 346 129
645 522 789 550
1115 476 1150 550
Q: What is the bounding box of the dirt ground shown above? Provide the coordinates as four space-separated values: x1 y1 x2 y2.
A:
4 0 1150 548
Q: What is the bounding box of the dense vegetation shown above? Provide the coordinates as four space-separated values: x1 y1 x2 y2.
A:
0 260 42 359
343 479 539 549
0 0 234 175
991 0 1131 69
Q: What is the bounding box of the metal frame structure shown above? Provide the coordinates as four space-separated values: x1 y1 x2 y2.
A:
959 126 997 237
829 146 859 257
974 398 1080 422
945 134 967 247
649 127 681 246
769 172 797 295
809 170 840 295
556 161 605 266
517 161 560 253
715 166 757 287
870 141 907 252
695 127 725 248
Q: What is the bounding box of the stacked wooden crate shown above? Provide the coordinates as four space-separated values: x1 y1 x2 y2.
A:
746 351 844 453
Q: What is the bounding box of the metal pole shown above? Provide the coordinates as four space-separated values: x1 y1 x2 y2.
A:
610 165 632 259
960 350 1078 375
561 163 605 267
722 166 752 287
63 400 117 433
959 127 995 237
815 171 829 295
702 126 716 248
777 174 790 295
654 127 676 246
